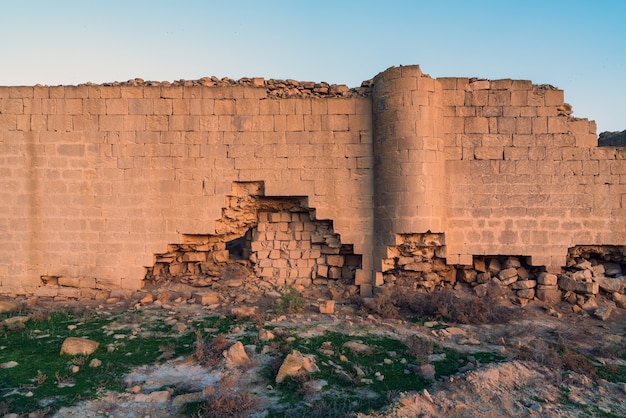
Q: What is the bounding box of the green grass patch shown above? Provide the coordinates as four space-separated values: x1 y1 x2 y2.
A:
264 330 503 417
0 308 243 415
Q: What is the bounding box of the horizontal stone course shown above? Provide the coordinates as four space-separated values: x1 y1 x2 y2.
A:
0 65 624 296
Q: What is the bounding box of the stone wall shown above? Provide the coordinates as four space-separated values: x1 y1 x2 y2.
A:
1 65 625 298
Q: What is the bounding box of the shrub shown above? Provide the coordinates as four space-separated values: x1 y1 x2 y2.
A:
275 286 305 314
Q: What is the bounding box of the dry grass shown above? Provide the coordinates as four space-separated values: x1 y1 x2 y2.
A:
406 289 516 324
194 333 231 367
199 375 259 418
405 335 434 365
511 339 597 379
355 287 516 325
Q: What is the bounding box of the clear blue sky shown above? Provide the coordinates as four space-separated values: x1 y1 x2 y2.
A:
1 0 624 133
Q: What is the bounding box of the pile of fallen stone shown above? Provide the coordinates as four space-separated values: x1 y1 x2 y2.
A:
380 233 456 291
558 257 625 319
65 76 372 98
381 238 626 318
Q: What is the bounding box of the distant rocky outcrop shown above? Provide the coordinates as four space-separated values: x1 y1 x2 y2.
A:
598 130 626 147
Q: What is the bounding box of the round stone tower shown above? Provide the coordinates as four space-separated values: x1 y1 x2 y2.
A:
372 65 446 270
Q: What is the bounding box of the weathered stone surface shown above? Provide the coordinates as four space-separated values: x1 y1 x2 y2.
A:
613 292 626 309
537 273 558 286
536 288 562 304
511 280 536 290
275 350 319 383
0 301 19 313
516 289 535 299
593 306 613 321
223 341 250 367
60 337 99 356
319 300 335 314
595 277 622 293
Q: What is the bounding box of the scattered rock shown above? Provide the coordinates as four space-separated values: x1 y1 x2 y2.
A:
223 341 250 367
319 300 335 314
415 364 436 380
0 361 18 368
231 306 256 318
258 328 275 342
171 322 187 333
89 359 102 368
194 291 220 305
1 316 30 327
60 337 99 356
275 350 319 384
594 306 613 321
343 341 373 355
613 292 626 309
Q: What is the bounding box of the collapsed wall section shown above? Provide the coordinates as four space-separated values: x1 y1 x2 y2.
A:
0 82 374 295
1 65 626 299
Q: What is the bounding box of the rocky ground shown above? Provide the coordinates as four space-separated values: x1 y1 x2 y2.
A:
2 285 626 418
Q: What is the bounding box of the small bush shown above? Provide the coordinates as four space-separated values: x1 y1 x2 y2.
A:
198 376 259 418
275 286 305 314
195 333 231 367
406 289 515 325
405 335 434 365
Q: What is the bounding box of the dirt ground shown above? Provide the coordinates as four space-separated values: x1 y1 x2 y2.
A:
12 290 626 418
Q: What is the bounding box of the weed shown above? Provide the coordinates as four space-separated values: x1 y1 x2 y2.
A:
275 286 305 314
35 370 47 385
406 289 516 324
561 349 597 378
405 335 434 365
71 356 86 366
195 333 231 367
159 343 176 360
193 375 259 418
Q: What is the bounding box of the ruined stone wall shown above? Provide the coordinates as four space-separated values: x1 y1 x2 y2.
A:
0 81 374 295
1 65 625 298
439 76 626 269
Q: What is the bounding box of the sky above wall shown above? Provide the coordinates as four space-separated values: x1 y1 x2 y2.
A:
1 0 624 133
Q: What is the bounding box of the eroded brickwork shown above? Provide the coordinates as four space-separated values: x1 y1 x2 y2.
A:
1 64 625 299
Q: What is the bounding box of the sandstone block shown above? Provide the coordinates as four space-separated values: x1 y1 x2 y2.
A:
536 288 562 304
498 267 518 280
319 300 335 314
223 341 250 367
516 289 535 299
595 277 622 293
613 292 626 309
60 337 99 356
511 280 536 290
537 272 557 286
276 350 319 384
194 291 220 305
